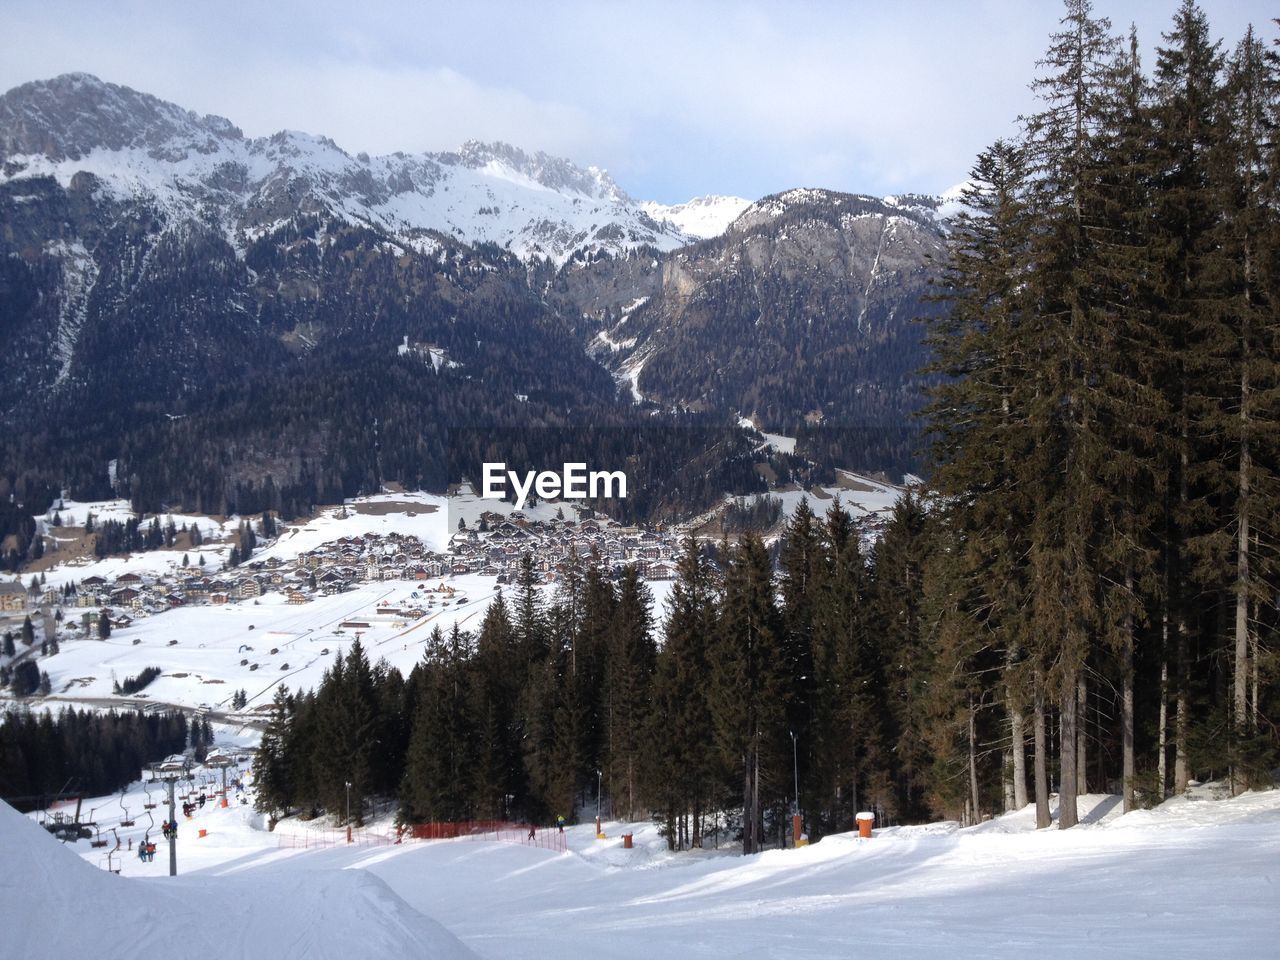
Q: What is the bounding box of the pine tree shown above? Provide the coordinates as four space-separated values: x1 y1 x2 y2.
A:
314 642 380 824
1019 0 1124 828
604 567 655 822
1149 0 1226 798
468 592 522 819
1205 24 1280 790
812 501 887 831
869 493 936 821
778 499 820 828
254 687 296 821
647 537 717 849
402 626 475 820
709 534 787 854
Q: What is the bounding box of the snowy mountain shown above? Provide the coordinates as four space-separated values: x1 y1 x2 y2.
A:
0 72 958 511
640 194 752 239
573 188 947 469
0 73 696 265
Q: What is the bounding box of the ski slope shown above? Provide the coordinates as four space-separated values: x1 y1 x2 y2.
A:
10 782 1279 960
0 797 476 960
37 573 506 712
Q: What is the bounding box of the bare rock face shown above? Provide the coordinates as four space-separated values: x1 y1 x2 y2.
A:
0 73 241 163
582 188 948 436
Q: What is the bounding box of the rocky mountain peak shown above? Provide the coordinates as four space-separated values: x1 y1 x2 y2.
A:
447 139 627 203
727 187 943 238
0 72 242 164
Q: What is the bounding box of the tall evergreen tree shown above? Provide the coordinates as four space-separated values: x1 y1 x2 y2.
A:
709 534 787 854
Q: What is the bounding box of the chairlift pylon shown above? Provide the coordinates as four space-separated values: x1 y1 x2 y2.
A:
118 791 135 827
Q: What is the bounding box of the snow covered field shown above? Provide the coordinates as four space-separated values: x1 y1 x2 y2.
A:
7 488 679 716
7 778 1278 960
37 573 506 711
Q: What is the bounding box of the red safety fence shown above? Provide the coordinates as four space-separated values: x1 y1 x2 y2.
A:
275 820 568 852
407 820 567 853
276 826 398 849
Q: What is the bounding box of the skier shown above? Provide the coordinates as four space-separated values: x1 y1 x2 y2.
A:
557 815 565 833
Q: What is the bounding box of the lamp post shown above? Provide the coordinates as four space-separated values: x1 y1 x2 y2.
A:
790 730 802 847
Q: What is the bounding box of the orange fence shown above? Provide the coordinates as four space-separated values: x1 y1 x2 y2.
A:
275 820 567 852
407 820 567 853
276 826 398 849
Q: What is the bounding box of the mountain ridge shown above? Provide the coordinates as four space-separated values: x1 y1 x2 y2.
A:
0 73 697 265
0 72 947 526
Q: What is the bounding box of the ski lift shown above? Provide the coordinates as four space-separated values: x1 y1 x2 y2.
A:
90 823 109 848
143 780 157 810
118 792 135 827
103 830 122 875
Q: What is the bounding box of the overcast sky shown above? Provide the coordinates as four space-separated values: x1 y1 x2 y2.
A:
2 1 1274 202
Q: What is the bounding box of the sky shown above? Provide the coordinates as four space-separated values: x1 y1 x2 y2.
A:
1 1 1274 203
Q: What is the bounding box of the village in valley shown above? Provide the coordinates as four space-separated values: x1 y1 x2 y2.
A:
0 476 900 715
0 499 687 651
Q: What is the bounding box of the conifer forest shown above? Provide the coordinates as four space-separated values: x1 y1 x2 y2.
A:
250 1 1280 850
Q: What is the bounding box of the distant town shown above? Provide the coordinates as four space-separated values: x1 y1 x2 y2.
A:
1 510 685 637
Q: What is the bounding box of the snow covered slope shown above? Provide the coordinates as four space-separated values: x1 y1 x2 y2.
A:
0 798 477 960
640 194 752 239
24 782 1280 960
0 74 693 265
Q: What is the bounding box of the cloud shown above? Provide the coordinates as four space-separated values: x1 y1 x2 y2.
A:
1 0 1273 202
193 62 621 162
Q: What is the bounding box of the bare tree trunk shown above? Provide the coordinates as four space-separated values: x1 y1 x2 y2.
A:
849 748 859 826
969 700 981 823
1034 678 1051 829
1122 572 1135 813
742 753 754 855
1174 443 1190 796
1076 675 1088 795
751 748 760 854
1059 668 1079 829
1250 600 1260 730
1175 616 1189 794
1233 389 1250 794
1012 706 1028 810
1158 612 1169 799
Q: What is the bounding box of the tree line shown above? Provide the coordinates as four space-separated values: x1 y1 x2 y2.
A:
253 504 989 851
0 707 195 810
923 0 1280 826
